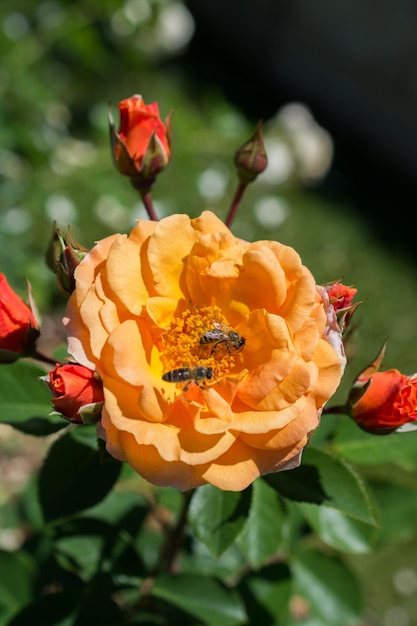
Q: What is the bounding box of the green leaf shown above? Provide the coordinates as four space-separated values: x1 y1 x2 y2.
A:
180 539 245 581
292 548 362 625
8 591 123 626
0 550 35 624
150 574 247 626
188 485 251 557
54 516 145 579
298 502 379 553
38 427 122 522
300 447 378 525
238 563 291 624
54 531 107 580
0 360 66 435
333 419 417 470
237 478 284 568
264 464 328 504
7 592 78 626
371 482 417 542
82 490 148 526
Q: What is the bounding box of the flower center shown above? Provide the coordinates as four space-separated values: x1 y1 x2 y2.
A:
160 302 242 382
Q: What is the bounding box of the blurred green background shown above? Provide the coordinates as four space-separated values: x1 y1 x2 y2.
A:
1 1 417 624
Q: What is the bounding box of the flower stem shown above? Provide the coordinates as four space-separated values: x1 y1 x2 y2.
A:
322 404 349 416
140 190 159 221
225 182 248 228
153 489 194 575
32 350 61 366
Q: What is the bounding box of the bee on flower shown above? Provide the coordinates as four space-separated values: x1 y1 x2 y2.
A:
64 211 346 491
199 321 246 354
162 365 214 391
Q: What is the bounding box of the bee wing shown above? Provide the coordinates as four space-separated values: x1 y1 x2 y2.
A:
213 321 229 332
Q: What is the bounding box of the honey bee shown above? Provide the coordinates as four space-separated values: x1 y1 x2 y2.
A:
200 322 245 354
162 366 214 390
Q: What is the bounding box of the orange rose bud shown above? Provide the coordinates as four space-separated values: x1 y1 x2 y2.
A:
348 342 417 434
0 274 40 363
234 120 268 184
43 363 104 424
46 225 89 294
109 94 172 190
350 370 417 434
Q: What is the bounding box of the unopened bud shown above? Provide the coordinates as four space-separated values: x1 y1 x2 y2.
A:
41 362 104 424
109 95 172 192
46 225 89 294
0 274 40 363
234 121 268 184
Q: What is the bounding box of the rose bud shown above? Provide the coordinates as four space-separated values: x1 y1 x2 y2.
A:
327 282 357 311
234 120 268 184
46 224 89 294
324 280 361 334
42 363 104 424
0 274 40 363
348 342 417 434
109 94 172 191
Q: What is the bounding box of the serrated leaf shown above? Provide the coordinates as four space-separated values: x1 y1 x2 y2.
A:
298 502 379 553
150 574 247 626
0 360 66 435
292 549 362 625
300 447 378 525
38 427 122 522
237 478 284 568
264 463 328 504
188 485 251 557
333 419 417 470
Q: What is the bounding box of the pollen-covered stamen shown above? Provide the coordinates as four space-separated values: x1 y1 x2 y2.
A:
160 302 241 382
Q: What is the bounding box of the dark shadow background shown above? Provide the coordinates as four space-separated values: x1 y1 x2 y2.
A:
178 0 417 260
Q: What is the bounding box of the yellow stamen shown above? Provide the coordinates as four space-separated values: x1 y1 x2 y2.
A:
160 302 241 381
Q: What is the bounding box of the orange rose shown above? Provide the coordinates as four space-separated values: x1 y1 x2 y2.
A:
0 273 39 363
64 211 345 491
110 94 171 185
44 363 104 424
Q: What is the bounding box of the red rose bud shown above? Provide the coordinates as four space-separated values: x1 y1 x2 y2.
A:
327 282 357 311
43 363 104 424
0 274 40 363
348 342 417 434
324 280 360 334
46 225 89 294
109 94 172 190
234 120 268 184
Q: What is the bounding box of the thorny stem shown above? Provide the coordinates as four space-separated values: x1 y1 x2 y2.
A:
225 181 248 228
140 190 159 221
